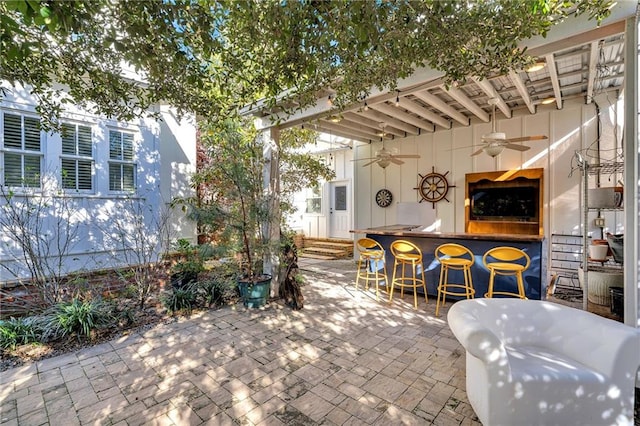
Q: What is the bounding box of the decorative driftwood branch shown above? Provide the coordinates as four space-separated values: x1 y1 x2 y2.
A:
279 238 303 310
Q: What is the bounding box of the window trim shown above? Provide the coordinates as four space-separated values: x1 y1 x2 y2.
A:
1 111 43 189
60 122 95 193
108 129 137 193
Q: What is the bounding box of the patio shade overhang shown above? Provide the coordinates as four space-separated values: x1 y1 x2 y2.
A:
250 3 636 141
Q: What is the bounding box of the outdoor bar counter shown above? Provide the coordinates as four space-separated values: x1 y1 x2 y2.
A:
352 225 547 300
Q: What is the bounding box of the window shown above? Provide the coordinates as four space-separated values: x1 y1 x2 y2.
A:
334 185 347 211
61 123 93 191
108 130 136 192
305 185 322 213
2 112 42 188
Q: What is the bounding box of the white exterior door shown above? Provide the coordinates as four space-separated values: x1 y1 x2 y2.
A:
329 181 350 239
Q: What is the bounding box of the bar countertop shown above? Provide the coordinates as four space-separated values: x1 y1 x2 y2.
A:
350 224 544 242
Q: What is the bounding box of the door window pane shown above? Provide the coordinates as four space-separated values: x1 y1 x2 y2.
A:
334 185 347 211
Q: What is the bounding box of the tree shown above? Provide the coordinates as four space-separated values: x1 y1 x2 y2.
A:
1 0 614 127
181 117 334 291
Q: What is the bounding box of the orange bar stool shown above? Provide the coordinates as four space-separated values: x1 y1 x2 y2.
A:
355 238 387 300
483 246 530 299
389 240 428 309
434 243 475 316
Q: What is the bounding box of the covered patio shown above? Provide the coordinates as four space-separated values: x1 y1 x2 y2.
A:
0 259 478 425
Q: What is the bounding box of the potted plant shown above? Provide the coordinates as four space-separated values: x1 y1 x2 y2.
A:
185 119 275 307
179 117 334 308
170 239 205 288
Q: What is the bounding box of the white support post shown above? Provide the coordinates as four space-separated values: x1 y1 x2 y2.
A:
261 126 281 298
623 16 639 328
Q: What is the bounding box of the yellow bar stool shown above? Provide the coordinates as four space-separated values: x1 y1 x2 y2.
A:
389 240 428 309
355 238 387 300
483 246 530 299
434 243 475 316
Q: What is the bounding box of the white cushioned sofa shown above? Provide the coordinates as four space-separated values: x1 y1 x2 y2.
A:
448 298 640 425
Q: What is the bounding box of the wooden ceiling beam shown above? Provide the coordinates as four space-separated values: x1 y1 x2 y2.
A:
328 117 387 138
307 122 372 143
586 41 600 104
339 117 405 137
369 102 435 132
545 54 563 109
397 98 451 129
357 108 421 135
445 86 491 122
341 112 405 137
412 90 470 126
316 120 386 141
508 71 536 114
472 77 512 118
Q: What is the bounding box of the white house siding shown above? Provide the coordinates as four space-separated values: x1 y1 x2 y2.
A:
0 83 196 283
347 94 623 282
288 138 354 239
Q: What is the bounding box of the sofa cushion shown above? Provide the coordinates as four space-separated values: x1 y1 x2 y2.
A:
507 345 606 384
504 345 620 421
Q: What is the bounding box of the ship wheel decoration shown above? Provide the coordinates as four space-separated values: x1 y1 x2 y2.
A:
414 167 456 208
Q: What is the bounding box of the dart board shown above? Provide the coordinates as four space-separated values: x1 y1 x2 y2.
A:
375 189 393 208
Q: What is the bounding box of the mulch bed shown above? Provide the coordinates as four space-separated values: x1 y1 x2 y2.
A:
0 302 174 372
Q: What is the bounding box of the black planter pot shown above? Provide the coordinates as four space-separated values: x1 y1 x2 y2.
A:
171 271 198 289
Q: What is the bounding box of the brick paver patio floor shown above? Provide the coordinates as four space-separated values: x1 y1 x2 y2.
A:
0 259 480 425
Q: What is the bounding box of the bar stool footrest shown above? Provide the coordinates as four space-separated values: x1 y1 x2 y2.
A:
484 291 527 299
439 285 475 297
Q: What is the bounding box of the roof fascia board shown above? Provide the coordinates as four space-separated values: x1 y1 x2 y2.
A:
521 2 635 54
255 3 635 131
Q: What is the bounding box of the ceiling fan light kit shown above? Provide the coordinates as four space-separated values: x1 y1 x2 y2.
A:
377 158 391 168
474 98 548 157
484 144 505 157
483 131 506 141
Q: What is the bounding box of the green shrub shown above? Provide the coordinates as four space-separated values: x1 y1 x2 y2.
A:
162 287 197 314
0 317 40 350
40 298 114 340
113 303 136 327
194 277 233 307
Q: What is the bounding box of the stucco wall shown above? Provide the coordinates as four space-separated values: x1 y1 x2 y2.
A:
0 83 197 283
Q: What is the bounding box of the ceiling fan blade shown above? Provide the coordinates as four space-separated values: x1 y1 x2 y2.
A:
503 143 531 152
390 157 404 165
362 159 379 167
471 147 485 156
392 154 421 159
351 157 377 162
506 135 548 143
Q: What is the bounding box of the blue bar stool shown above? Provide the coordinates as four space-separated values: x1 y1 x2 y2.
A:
389 240 428 309
435 243 475 316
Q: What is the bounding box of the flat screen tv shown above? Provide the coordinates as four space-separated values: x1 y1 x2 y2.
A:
470 186 538 221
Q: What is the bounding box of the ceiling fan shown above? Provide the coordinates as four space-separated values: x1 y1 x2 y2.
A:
352 124 420 168
472 98 548 157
